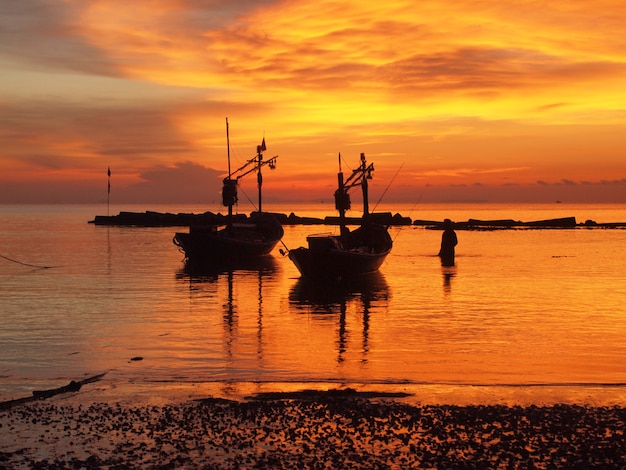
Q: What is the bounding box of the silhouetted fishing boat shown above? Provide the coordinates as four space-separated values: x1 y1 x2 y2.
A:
287 153 392 281
173 118 283 262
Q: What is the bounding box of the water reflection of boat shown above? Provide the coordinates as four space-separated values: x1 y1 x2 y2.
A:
173 118 283 264
287 153 392 281
289 271 389 363
180 253 279 279
289 270 390 311
176 255 279 364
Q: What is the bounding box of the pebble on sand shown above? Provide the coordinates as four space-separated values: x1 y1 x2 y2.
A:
1 391 626 468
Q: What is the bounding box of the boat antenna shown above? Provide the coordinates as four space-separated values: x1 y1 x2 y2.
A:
226 117 231 177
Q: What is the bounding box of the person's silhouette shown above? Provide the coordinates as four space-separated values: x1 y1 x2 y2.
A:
438 219 458 267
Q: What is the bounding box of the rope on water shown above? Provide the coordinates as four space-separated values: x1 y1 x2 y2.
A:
0 254 58 269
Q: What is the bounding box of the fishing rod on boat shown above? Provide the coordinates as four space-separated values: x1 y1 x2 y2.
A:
371 162 404 214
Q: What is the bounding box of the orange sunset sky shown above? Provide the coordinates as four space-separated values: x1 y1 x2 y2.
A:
1 0 625 204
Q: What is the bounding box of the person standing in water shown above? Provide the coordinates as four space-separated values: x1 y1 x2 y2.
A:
438 218 458 266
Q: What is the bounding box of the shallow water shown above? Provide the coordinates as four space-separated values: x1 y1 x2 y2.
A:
1 203 625 404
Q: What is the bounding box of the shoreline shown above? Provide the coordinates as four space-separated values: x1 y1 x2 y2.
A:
1 378 626 468
3 373 626 409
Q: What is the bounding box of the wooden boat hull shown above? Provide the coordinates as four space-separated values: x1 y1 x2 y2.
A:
289 246 390 280
288 223 392 281
173 214 284 262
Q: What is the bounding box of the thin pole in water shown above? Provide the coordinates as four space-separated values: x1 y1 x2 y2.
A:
107 166 111 216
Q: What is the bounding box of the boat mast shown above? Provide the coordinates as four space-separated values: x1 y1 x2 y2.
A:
336 153 348 236
257 143 264 213
222 128 276 218
334 152 374 230
226 118 233 220
222 117 239 231
360 153 369 216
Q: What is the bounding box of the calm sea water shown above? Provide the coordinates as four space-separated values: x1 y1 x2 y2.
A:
1 202 625 404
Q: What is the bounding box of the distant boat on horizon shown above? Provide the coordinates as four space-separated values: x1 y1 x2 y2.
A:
287 153 393 281
173 118 284 263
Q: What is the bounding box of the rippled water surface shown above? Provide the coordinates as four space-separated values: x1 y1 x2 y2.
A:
1 203 625 403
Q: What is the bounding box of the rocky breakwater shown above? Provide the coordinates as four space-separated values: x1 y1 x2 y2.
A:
90 210 626 229
89 211 413 227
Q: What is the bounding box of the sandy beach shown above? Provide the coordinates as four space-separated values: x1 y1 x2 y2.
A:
1 375 626 469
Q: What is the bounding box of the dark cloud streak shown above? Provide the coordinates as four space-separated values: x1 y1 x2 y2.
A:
0 161 225 204
114 162 224 204
0 98 195 171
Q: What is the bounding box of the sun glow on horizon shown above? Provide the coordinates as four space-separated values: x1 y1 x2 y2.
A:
0 0 625 203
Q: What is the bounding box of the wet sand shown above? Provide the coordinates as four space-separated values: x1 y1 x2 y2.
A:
1 380 626 468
